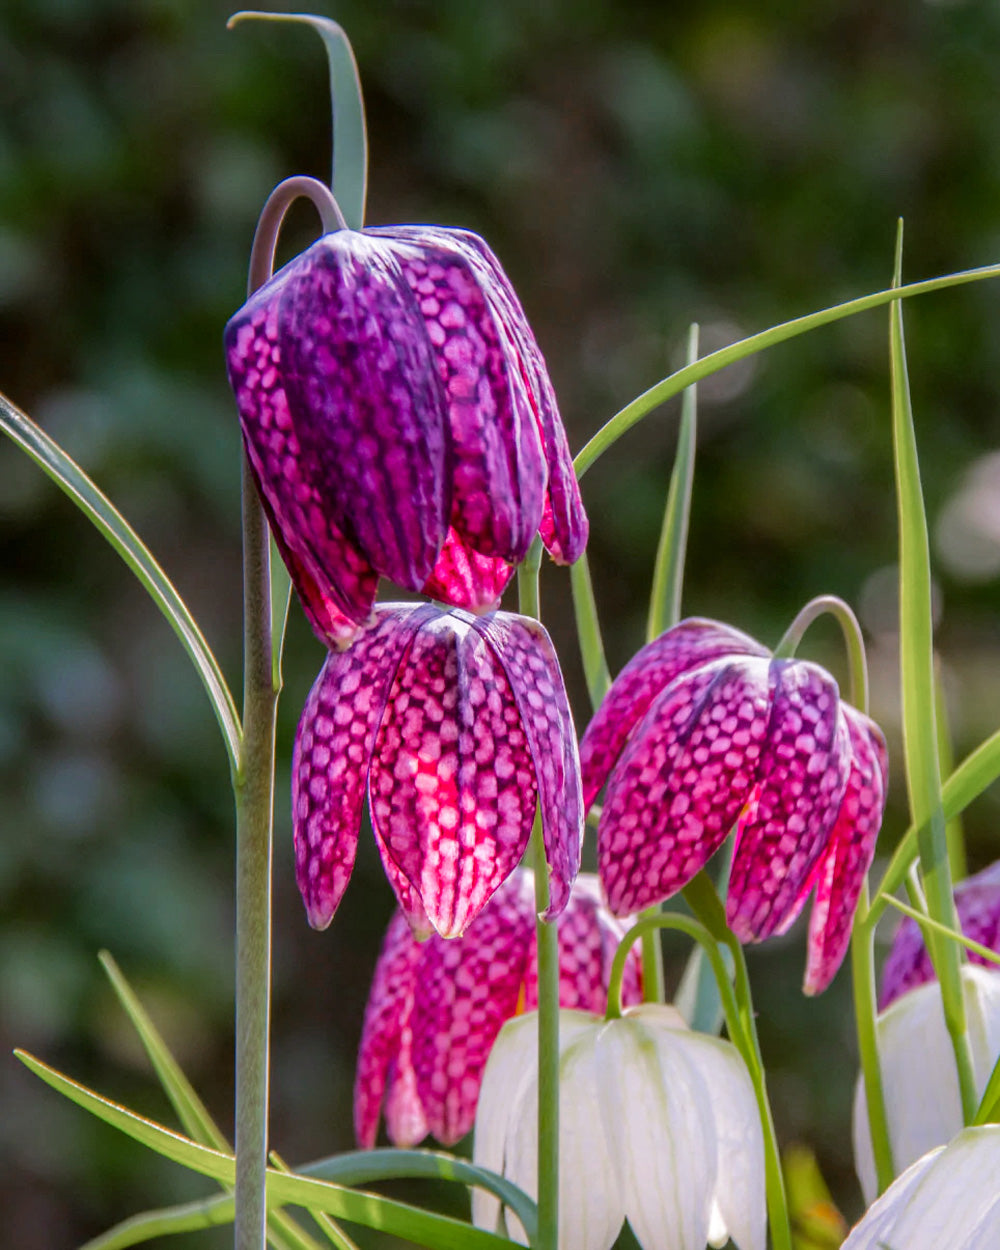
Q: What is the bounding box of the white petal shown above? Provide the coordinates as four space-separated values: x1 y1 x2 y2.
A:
840 1147 943 1250
598 1008 717 1250
473 1013 541 1237
853 966 1000 1206
844 1128 1000 1250
671 1030 766 1250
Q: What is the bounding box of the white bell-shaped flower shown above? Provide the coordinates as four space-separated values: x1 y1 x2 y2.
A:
472 1003 766 1250
853 963 1000 1204
843 1127 1000 1249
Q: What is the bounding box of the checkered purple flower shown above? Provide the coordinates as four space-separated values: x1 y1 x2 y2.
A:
580 618 888 993
293 603 582 938
880 861 1000 1008
225 225 587 646
354 870 642 1149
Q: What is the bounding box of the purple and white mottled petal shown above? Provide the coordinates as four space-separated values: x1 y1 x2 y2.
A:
422 527 514 614
377 230 546 563
727 660 851 943
598 658 772 916
369 611 538 938
803 709 888 995
292 606 430 929
353 911 425 1149
579 619 770 811
880 860 1000 1008
458 231 588 565
410 881 534 1145
280 232 452 590
470 612 583 919
225 290 379 634
266 519 375 649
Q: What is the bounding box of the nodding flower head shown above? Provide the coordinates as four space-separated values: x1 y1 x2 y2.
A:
292 603 583 939
580 618 888 994
225 224 587 646
354 870 642 1149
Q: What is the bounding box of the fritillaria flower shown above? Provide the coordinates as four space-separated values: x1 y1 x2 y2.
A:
354 870 642 1149
473 1004 765 1250
293 603 582 937
853 964 1000 1205
843 1127 1000 1250
880 861 1000 1008
225 224 587 646
580 618 888 993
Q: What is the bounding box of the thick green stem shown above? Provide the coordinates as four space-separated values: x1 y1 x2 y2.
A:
517 537 558 1250
852 887 894 1194
233 457 279 1250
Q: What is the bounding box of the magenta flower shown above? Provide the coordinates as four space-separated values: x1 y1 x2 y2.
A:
293 603 582 938
354 869 642 1148
880 862 1000 1008
225 225 588 646
580 618 888 993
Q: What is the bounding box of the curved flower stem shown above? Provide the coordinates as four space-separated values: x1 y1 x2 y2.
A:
852 888 895 1194
233 179 345 1250
606 906 792 1250
569 554 612 712
773 594 869 712
517 537 558 1250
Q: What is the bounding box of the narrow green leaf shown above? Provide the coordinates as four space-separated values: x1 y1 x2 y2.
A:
647 322 698 642
80 1193 243 1250
15 1052 515 1250
574 259 1000 480
889 222 975 1121
227 12 368 229
935 662 967 882
569 554 612 713
271 1151 359 1250
0 390 241 773
882 895 1000 967
974 1051 1000 1126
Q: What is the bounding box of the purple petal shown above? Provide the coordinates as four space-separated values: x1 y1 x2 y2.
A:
880 860 1000 1008
292 606 431 929
523 873 644 1013
278 231 452 590
421 526 515 613
580 618 771 811
353 911 427 1149
803 708 888 995
368 610 538 938
225 301 380 637
469 612 583 919
410 874 534 1144
598 657 772 915
727 660 851 943
266 519 374 649
378 230 546 563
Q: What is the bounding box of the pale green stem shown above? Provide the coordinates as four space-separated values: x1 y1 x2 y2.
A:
233 178 345 1250
606 908 791 1250
569 554 612 710
518 537 558 1250
935 662 967 883
772 594 869 711
851 885 895 1194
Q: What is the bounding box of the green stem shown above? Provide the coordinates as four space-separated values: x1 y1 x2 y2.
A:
233 455 279 1250
772 594 869 712
569 554 612 712
852 888 894 1194
518 536 558 1250
605 906 791 1250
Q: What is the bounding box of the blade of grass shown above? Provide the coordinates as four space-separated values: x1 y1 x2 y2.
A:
888 221 975 1121
15 1051 515 1250
574 260 1000 480
0 390 241 772
271 1153 358 1250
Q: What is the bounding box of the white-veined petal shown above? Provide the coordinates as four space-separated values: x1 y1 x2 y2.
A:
599 1006 717 1250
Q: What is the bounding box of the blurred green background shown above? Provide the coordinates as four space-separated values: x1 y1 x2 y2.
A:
3 0 1000 1244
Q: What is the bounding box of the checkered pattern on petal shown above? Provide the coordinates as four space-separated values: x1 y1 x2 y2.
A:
368 611 538 938
280 233 452 590
421 527 514 613
727 660 851 943
580 618 770 811
354 911 428 1149
803 708 888 994
598 657 772 916
470 612 583 919
291 606 430 929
